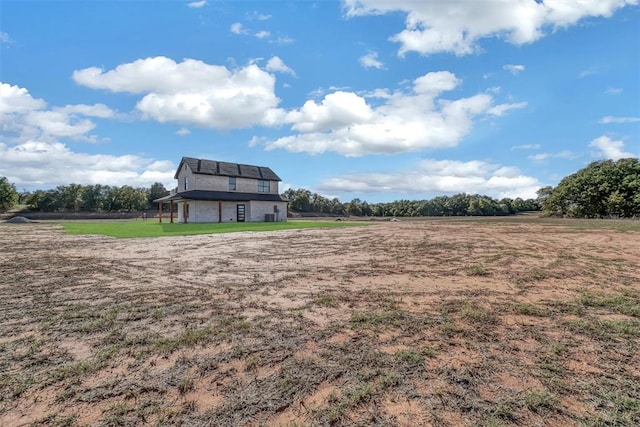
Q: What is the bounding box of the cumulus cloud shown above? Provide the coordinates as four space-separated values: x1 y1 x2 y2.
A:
589 135 636 160
230 19 284 41
176 127 191 136
264 71 526 156
0 82 115 142
503 64 525 75
343 0 637 56
599 115 640 124
230 22 248 35
0 82 175 189
359 51 384 69
0 140 175 189
265 56 295 75
317 159 542 199
187 1 207 8
73 56 284 129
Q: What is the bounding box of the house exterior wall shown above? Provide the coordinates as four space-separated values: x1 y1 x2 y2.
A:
193 174 227 192
177 164 279 194
177 200 219 223
248 201 288 222
177 163 195 192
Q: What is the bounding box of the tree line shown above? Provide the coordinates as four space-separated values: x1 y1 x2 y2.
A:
283 188 539 217
0 181 170 213
2 158 637 217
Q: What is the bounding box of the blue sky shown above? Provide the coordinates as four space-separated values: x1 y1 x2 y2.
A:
1 0 638 202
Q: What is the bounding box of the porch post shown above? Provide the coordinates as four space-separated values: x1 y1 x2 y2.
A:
158 202 162 223
170 200 174 223
218 201 222 223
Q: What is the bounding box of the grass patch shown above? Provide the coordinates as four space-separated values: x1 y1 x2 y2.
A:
466 264 490 276
350 310 406 328
576 292 640 317
62 220 369 238
524 389 557 413
513 303 550 317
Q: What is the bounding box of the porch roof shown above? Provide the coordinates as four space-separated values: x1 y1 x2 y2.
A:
154 190 288 203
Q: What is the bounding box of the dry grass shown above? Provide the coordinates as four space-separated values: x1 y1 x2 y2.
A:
0 217 639 426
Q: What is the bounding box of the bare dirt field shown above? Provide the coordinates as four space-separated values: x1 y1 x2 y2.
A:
1 218 639 426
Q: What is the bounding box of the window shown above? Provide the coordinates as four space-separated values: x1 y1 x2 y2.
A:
258 180 270 193
184 176 189 191
229 177 236 191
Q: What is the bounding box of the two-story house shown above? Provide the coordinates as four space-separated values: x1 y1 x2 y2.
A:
154 157 288 223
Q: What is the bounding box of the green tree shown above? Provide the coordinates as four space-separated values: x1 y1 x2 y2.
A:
0 177 19 212
58 184 84 211
82 184 107 211
543 158 640 218
147 182 170 208
112 186 148 211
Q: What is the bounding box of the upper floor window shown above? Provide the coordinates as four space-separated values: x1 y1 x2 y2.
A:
258 180 270 193
229 177 236 191
184 176 189 191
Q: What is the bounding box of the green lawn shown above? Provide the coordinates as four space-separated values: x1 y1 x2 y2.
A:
62 220 368 238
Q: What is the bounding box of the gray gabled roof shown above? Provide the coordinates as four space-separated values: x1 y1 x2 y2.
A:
175 157 281 181
154 190 288 203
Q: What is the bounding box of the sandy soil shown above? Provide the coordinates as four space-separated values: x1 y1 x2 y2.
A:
0 218 638 426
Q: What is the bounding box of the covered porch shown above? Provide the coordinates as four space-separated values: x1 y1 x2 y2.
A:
153 190 288 224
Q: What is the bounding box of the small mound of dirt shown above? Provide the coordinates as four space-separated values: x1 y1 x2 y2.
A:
5 216 34 224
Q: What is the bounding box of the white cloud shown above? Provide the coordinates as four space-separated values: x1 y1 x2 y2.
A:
73 56 284 129
0 82 115 143
57 104 116 118
230 19 281 41
246 11 271 21
265 56 295 76
272 35 295 45
599 116 640 124
176 127 191 136
359 51 384 69
528 150 580 161
503 64 525 75
0 32 13 44
0 82 46 114
187 1 207 8
488 102 528 117
318 159 542 199
0 82 174 189
579 66 602 78
589 135 636 160
285 91 374 133
230 22 248 35
0 140 175 189
511 144 540 150
343 0 637 56
265 71 526 156
604 87 623 95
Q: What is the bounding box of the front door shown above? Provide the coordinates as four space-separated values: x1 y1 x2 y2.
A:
237 204 245 222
